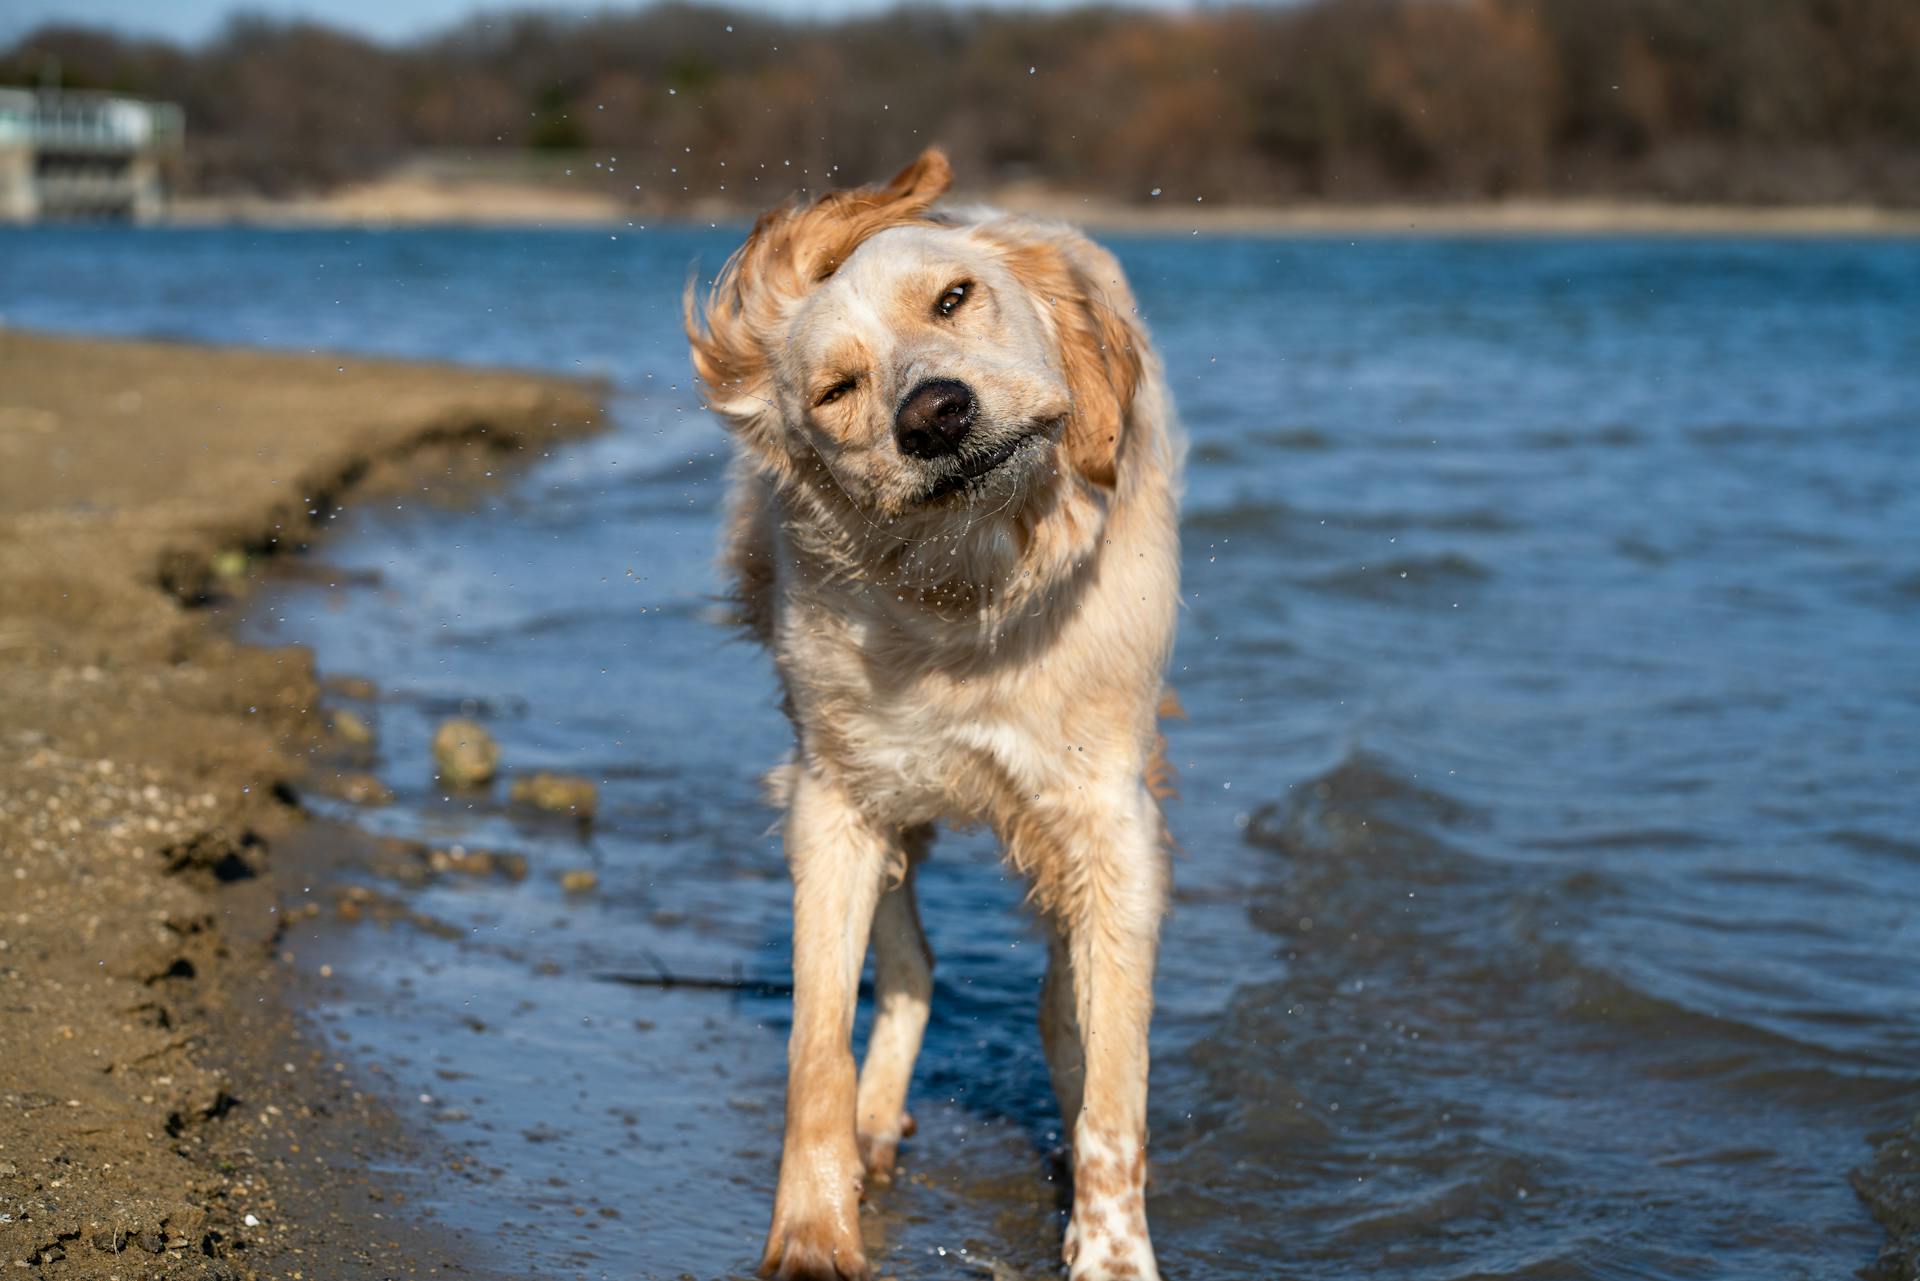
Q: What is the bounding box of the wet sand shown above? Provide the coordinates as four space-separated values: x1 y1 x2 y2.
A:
0 328 599 1278
1858 1116 1920 1280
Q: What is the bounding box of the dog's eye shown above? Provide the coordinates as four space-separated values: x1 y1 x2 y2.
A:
934 281 971 318
814 376 859 408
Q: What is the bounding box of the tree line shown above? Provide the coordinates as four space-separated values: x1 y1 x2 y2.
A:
5 0 1918 206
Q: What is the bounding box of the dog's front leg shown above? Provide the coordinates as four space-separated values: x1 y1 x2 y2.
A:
855 831 933 1182
761 766 888 1281
1038 915 1085 1138
1058 788 1166 1281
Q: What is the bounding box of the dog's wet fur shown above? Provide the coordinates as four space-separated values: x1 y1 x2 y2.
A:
687 149 1182 1281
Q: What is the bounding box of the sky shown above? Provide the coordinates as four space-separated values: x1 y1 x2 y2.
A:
0 0 1169 49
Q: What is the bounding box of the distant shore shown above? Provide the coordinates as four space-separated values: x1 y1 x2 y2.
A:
166 171 1920 237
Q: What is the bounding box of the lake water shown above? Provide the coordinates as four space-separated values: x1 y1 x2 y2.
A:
3 225 1916 1280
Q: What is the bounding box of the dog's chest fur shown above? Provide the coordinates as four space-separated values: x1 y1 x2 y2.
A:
778 596 1080 829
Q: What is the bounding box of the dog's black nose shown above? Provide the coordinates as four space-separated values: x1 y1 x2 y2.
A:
894 379 976 459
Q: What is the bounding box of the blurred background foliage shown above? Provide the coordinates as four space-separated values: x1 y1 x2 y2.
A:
5 0 1918 205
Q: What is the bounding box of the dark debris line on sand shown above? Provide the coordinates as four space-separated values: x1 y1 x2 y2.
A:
0 329 600 1280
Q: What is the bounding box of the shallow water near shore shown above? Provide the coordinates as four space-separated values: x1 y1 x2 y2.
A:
5 226 1918 1279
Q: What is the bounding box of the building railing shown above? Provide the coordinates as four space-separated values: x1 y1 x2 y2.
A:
0 88 183 222
0 89 183 148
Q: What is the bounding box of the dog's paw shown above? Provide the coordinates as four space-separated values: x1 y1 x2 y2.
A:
856 1111 915 1182
759 1214 870 1281
1067 1250 1163 1281
756 1183 871 1281
1063 1213 1160 1281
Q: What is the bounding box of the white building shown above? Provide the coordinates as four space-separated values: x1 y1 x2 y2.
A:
0 89 184 223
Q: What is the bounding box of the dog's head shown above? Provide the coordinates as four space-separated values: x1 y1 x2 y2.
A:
687 149 1145 527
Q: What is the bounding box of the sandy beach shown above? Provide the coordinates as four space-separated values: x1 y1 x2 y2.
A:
167 170 1920 237
0 329 599 1279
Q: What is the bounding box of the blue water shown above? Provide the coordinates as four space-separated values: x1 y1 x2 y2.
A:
4 225 1917 1280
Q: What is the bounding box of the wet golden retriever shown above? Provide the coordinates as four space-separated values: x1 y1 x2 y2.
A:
686 148 1181 1281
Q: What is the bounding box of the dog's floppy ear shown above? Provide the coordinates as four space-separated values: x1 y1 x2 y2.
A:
989 225 1145 488
685 149 953 439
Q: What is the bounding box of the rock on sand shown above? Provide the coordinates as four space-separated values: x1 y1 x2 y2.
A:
509 770 598 820
330 708 374 747
432 718 499 788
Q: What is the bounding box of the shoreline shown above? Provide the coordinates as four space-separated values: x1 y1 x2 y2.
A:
160 178 1920 238
0 328 600 1278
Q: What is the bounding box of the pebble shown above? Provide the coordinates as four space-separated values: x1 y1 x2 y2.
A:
427 846 527 880
509 771 598 820
330 708 374 746
431 718 499 788
428 846 494 877
323 674 379 700
333 772 393 806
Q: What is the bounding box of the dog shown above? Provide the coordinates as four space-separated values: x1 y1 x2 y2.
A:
686 148 1182 1281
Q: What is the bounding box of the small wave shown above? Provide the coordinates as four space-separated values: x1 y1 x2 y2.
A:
1519 423 1646 451
1517 939 1869 1079
504 605 654 639
1615 535 1670 566
1330 1152 1543 1244
1885 568 1920 605
1830 829 1920 862
1192 427 1335 463
1533 827 1718 852
1254 426 1335 450
1657 690 1788 716
1301 553 1491 600
1184 498 1298 539
1246 749 1479 860
1689 421 1786 448
1338 506 1521 534
1655 1145 1781 1169
1187 499 1516 541
1689 416 1907 451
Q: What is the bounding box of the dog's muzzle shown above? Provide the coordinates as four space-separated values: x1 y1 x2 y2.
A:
919 431 1043 501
